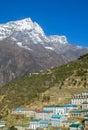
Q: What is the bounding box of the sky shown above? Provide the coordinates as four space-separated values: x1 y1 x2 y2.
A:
0 0 88 47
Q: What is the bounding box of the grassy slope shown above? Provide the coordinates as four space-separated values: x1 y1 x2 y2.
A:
0 54 88 112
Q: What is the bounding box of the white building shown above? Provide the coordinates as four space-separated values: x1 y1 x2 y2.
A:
12 108 35 117
82 90 88 96
54 106 66 115
43 110 53 120
43 105 66 115
0 121 5 128
71 94 88 105
43 105 55 114
64 104 78 113
29 119 49 129
29 119 40 130
69 124 84 130
35 110 53 120
81 102 88 110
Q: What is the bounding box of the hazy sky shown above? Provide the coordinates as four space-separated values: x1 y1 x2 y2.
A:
0 0 88 47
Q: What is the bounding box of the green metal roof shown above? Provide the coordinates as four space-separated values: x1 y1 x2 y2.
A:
70 109 88 113
30 119 40 122
82 109 88 112
70 109 82 113
82 102 88 104
84 114 88 117
70 124 81 128
44 105 64 107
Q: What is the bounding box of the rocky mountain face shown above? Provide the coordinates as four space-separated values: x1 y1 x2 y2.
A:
0 18 88 86
0 40 66 86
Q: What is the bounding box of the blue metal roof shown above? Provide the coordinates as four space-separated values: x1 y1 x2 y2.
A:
51 115 62 119
15 108 25 111
43 110 53 113
40 120 49 124
64 104 77 107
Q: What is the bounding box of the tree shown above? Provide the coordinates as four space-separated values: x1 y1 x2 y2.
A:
0 115 2 121
9 126 18 130
42 95 50 102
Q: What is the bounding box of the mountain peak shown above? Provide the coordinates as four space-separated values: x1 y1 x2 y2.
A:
8 17 34 30
0 18 45 40
8 18 33 24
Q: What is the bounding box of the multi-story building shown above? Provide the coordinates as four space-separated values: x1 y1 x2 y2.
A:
69 109 88 117
81 102 88 110
69 123 83 130
35 110 53 120
50 115 67 127
64 104 78 113
82 90 88 96
40 120 49 129
71 93 88 105
50 115 61 127
29 119 40 130
43 105 66 115
12 108 35 117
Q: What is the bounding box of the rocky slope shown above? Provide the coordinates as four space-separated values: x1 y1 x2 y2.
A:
0 40 66 86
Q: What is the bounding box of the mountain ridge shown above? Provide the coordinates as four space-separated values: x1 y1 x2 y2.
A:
0 18 88 86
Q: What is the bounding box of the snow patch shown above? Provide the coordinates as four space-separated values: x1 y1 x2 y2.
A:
17 42 23 46
77 46 82 49
16 42 33 51
48 35 68 44
24 46 33 51
45 47 54 50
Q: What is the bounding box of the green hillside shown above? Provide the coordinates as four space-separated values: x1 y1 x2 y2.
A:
0 54 88 113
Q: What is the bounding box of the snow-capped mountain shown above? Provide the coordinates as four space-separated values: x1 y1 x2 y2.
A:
0 18 87 59
0 18 88 86
0 18 68 46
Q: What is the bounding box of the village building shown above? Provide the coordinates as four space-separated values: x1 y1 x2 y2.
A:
12 108 36 117
71 94 88 105
61 120 78 128
50 115 61 127
64 104 78 113
29 119 50 129
43 105 66 115
43 110 53 120
71 91 88 105
0 121 6 129
43 105 56 114
81 102 88 110
35 110 44 119
69 124 84 130
69 109 88 118
69 109 83 117
29 119 40 130
35 110 53 120
39 120 49 129
13 90 88 129
84 114 88 119
50 115 67 127
82 90 88 96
